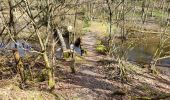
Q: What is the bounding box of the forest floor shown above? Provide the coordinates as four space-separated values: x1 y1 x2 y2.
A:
0 31 170 100
54 31 170 100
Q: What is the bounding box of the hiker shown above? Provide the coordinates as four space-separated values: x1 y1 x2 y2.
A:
71 37 84 56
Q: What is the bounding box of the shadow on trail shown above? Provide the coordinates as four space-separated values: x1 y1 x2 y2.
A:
54 67 118 99
56 69 115 89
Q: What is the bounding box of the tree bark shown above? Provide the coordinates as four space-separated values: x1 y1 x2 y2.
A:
57 29 67 51
8 0 26 83
13 49 26 83
43 52 55 90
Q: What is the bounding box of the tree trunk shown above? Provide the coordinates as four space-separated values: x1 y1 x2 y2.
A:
22 0 56 90
13 49 26 83
43 52 55 90
8 0 26 83
106 0 112 55
36 29 55 90
57 29 67 51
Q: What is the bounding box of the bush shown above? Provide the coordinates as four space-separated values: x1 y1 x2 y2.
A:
37 69 48 82
83 16 90 28
96 44 107 54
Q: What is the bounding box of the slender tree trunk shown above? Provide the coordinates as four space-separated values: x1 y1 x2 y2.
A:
8 0 26 83
106 0 112 55
35 29 55 90
13 49 26 83
57 29 67 51
70 0 79 73
22 0 56 89
51 34 56 82
43 52 55 89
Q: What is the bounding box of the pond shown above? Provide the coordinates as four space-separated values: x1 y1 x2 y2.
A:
0 40 82 58
0 40 33 57
115 34 170 75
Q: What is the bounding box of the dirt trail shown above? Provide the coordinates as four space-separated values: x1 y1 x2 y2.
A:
52 31 170 100
80 32 105 76
55 32 118 100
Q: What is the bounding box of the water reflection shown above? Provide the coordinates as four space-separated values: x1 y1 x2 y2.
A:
0 39 42 59
115 35 170 75
10 40 31 57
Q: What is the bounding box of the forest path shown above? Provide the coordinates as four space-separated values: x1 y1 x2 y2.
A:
80 32 105 77
55 32 117 100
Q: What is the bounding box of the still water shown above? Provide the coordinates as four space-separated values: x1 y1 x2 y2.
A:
115 35 170 75
0 40 32 57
